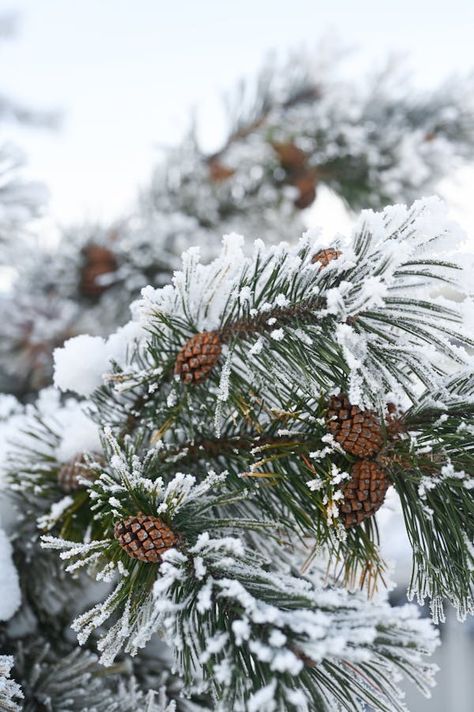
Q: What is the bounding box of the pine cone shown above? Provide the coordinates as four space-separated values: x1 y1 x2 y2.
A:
326 394 384 457
339 460 390 527
208 158 235 182
293 172 318 209
80 244 118 297
175 331 222 384
312 248 342 268
272 142 318 209
272 141 308 171
57 453 98 493
114 513 179 563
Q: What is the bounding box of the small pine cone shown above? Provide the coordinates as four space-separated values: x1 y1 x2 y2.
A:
326 394 384 458
57 453 97 493
208 158 235 182
339 460 390 527
293 172 318 210
80 244 118 297
272 141 308 171
175 331 222 384
114 513 179 563
312 248 342 268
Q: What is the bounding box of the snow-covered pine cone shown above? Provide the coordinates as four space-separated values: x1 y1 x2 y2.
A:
175 331 222 384
326 394 384 458
114 513 179 563
340 460 390 527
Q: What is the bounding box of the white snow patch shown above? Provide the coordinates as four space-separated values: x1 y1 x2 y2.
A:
0 526 20 621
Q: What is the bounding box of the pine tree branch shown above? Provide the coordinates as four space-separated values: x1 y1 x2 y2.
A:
40 449 439 711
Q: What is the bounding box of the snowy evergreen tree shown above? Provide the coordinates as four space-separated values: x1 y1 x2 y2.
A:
1 34 474 710
2 195 473 709
2 50 474 397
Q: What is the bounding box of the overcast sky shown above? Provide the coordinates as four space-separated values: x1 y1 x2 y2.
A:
3 0 474 235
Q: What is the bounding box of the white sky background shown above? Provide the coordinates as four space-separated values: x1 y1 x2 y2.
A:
2 0 474 239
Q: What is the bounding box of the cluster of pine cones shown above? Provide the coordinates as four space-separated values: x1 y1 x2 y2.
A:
326 394 394 527
110 400 396 564
116 272 396 564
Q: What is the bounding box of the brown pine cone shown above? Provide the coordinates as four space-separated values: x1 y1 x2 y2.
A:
272 143 318 209
312 248 342 268
114 513 179 563
272 141 308 171
57 453 98 493
293 172 318 210
80 244 118 297
339 460 390 527
208 158 235 182
326 394 384 458
175 331 222 384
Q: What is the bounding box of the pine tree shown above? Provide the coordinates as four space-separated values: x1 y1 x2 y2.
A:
2 36 474 711
3 196 473 709
2 49 474 398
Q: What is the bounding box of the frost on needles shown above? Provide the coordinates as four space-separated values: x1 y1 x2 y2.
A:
42 433 439 712
6 196 473 710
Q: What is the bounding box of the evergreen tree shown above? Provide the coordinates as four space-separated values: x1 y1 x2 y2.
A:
2 50 474 397
1 35 474 710
2 196 473 709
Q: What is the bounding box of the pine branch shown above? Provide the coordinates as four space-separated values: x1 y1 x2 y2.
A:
77 198 473 616
6 197 474 709
0 638 193 712
13 199 470 624
40 442 439 711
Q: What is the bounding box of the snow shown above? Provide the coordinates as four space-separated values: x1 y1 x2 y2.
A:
53 322 145 397
0 655 22 709
0 395 20 420
37 496 74 531
104 320 145 365
247 682 277 712
0 388 101 473
55 405 102 462
54 334 109 396
0 525 21 621
232 619 251 645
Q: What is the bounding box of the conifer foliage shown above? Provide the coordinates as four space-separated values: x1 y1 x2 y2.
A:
3 50 474 398
2 196 470 710
1 36 474 712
